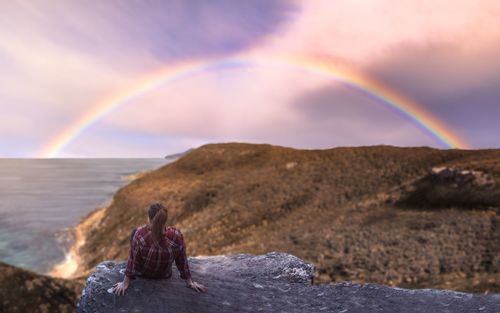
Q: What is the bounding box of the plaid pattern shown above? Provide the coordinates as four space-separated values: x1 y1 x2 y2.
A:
124 225 192 280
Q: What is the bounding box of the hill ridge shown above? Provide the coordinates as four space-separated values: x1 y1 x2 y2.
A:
63 143 500 292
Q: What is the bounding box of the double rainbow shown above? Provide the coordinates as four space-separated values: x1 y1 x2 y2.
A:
38 55 469 157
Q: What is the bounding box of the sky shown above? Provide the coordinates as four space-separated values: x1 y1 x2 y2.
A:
0 0 499 157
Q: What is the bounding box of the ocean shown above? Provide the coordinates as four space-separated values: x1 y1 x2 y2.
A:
0 158 172 274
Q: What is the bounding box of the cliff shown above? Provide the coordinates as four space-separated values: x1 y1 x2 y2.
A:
77 252 500 313
72 142 500 292
2 143 499 313
0 261 84 313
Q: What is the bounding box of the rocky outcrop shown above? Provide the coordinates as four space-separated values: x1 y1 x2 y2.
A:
77 252 500 313
398 166 499 209
431 167 496 187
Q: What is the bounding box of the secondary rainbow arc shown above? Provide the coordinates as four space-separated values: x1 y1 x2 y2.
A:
38 55 469 157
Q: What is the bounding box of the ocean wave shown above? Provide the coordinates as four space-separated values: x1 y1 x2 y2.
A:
48 206 106 279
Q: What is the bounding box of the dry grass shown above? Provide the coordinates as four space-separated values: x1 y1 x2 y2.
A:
0 261 83 313
74 142 500 293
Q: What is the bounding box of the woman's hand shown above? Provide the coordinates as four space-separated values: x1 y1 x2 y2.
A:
112 277 130 296
185 278 207 293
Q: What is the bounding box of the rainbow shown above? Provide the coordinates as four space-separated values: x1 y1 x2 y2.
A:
38 55 469 157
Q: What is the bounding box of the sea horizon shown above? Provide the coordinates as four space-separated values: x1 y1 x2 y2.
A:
0 158 172 275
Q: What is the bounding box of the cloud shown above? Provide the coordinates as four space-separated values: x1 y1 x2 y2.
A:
62 63 438 157
288 84 436 148
0 0 297 156
1 0 500 156
261 0 500 66
59 64 330 156
366 41 500 148
2 0 296 62
59 125 209 158
256 0 500 149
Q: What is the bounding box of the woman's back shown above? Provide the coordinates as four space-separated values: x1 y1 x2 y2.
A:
125 224 192 280
113 203 206 295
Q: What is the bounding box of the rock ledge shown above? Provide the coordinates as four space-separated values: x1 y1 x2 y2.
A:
78 252 500 313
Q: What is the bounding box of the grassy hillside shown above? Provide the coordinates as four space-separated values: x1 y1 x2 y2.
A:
77 143 500 292
0 261 84 313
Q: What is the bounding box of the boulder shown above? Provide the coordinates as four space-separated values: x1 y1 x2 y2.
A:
431 167 495 187
77 252 500 313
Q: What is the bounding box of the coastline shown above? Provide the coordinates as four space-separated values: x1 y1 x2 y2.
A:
48 206 106 279
120 170 150 183
47 167 157 279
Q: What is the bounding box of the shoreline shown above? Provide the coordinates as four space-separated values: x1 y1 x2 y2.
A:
48 206 106 279
120 169 150 183
47 167 156 279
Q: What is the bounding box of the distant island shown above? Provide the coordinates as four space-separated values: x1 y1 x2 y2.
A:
165 148 195 159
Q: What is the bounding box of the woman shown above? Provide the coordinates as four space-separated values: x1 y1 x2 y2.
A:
112 203 207 295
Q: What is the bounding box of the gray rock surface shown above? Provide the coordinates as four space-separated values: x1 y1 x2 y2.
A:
78 252 500 313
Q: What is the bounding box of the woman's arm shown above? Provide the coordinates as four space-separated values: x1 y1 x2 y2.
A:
124 228 141 279
112 275 130 296
173 229 207 293
113 228 141 296
185 277 207 293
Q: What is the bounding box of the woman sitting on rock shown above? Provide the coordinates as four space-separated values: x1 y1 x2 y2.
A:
112 202 207 295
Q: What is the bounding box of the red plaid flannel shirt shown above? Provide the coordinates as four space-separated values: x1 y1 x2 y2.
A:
124 225 192 280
